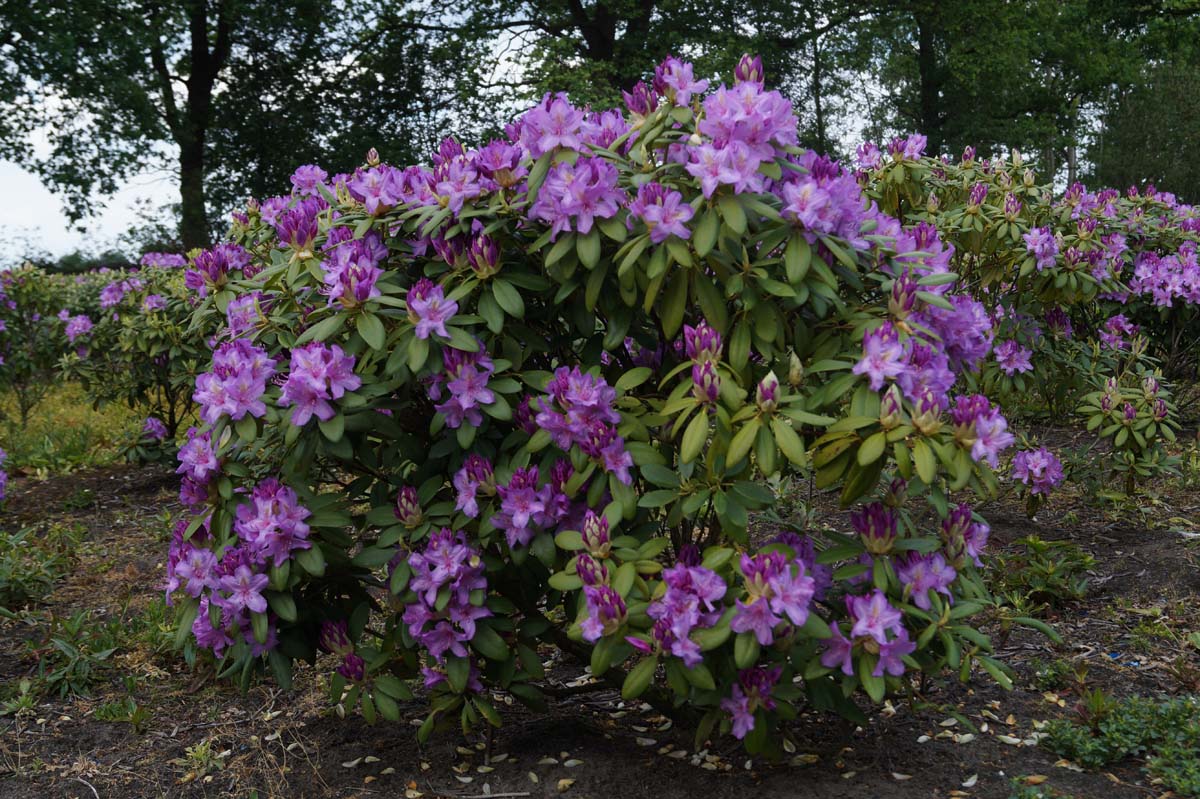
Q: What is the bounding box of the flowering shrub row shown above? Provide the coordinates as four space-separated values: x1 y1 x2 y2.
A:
161 55 1038 753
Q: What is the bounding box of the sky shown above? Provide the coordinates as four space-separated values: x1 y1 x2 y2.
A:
0 158 178 264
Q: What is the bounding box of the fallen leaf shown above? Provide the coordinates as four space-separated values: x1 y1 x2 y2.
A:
557 778 575 792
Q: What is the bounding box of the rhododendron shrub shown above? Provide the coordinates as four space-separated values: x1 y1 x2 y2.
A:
60 257 214 450
857 144 1193 493
169 56 1025 755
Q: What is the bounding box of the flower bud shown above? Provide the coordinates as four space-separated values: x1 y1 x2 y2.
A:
1153 398 1168 421
692 360 720 405
576 553 609 586
734 54 765 85
968 182 988 208
912 390 945 436
756 371 780 413
581 510 611 557
366 147 381 167
883 477 908 508
926 193 940 213
1143 375 1160 399
889 273 917 321
336 653 365 682
394 485 423 527
879 385 904 431
788 352 804 387
961 145 976 164
1023 168 1036 188
319 620 354 657
1122 402 1137 424
468 234 501 279
851 502 898 555
1003 193 1022 221
1012 148 1023 167
684 320 722 362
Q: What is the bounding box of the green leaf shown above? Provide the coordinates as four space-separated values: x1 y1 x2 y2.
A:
734 631 760 668
471 623 510 661
621 656 658 700
266 592 297 622
356 313 386 350
492 279 525 318
727 418 761 466
857 431 887 466
319 413 344 442
577 229 601 269
680 410 710 464
719 194 746 234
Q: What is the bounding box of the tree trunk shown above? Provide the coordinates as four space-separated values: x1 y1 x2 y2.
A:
179 132 209 250
812 35 827 152
916 15 941 151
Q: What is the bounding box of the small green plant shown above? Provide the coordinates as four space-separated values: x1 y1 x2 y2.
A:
176 738 227 779
0 679 38 717
991 536 1094 614
1029 657 1085 692
0 523 84 609
94 681 151 734
1042 695 1200 795
28 610 117 697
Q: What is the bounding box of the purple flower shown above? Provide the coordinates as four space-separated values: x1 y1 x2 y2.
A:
580 585 627 642
407 278 458 339
1011 447 1064 496
846 589 903 645
529 156 626 240
176 427 219 483
432 345 496 429
142 294 166 312
218 565 269 614
654 56 709 106
628 182 694 243
720 666 780 740
896 552 956 610
233 478 313 567
174 547 220 598
852 322 907 390
994 340 1033 376
519 93 586 157
278 342 361 426
491 467 548 548
951 394 1015 468
1023 227 1058 271
194 339 276 424
64 315 93 344
142 417 168 441
453 455 495 518
731 550 815 645
291 164 329 196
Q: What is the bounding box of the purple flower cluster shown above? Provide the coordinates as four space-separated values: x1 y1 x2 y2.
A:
321 230 387 306
142 416 168 441
225 293 263 337
403 529 491 661
896 552 956 610
853 322 906 390
994 340 1033 376
453 455 496 518
407 278 458 339
1129 243 1200 307
140 252 187 268
278 342 361 426
639 556 726 665
194 339 275 424
185 243 252 296
627 182 694 243
720 665 781 739
233 478 313 567
684 79 797 198
490 464 576 548
950 394 1015 468
581 585 627 642
1023 227 1058 271
1011 447 1065 496
529 156 625 240
821 590 914 677
1098 314 1139 350
535 366 632 483
427 346 496 428
64 314 93 344
730 550 816 646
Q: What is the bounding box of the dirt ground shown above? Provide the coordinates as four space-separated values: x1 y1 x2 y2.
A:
1 461 1198 799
